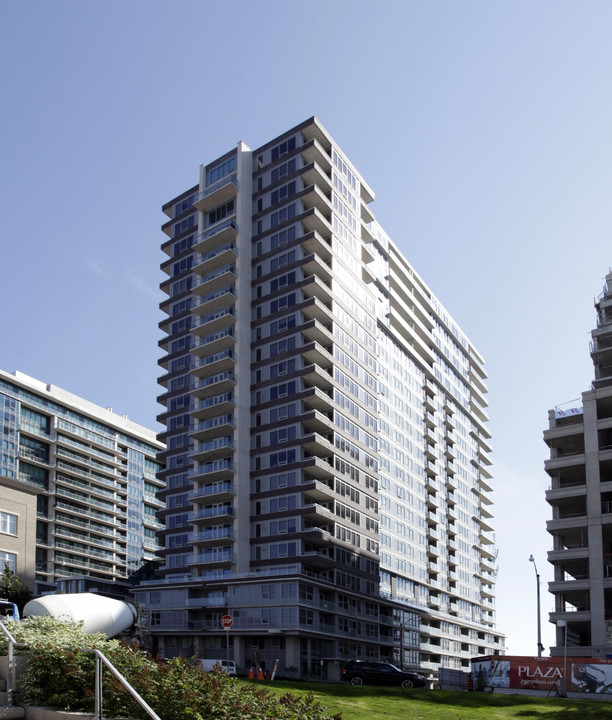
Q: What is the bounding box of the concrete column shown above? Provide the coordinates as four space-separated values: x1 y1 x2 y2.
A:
285 636 300 675
583 391 605 651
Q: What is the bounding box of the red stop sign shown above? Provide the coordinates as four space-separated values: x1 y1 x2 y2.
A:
221 614 233 629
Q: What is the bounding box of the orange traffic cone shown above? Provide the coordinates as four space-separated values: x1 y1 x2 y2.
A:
248 667 254 679
258 666 264 680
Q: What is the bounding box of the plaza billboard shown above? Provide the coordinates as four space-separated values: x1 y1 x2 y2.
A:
471 655 612 695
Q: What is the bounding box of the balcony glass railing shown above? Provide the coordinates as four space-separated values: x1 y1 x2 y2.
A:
197 328 234 348
55 486 119 513
17 472 47 489
56 460 125 491
56 447 121 478
195 175 238 203
189 459 233 477
197 286 236 307
195 218 238 244
194 372 235 391
55 527 117 549
189 505 234 521
194 549 235 564
196 265 235 288
189 481 234 500
196 307 235 328
196 349 234 369
57 418 116 449
18 447 48 463
58 434 122 466
197 242 236 265
192 438 234 454
191 414 234 433
55 500 121 524
193 392 233 412
189 528 234 543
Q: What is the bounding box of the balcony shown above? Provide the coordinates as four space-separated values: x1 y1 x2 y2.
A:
301 318 333 347
301 456 334 480
301 408 333 435
190 414 235 442
186 595 228 608
193 287 236 317
192 549 236 566
302 386 334 413
301 298 333 327
301 274 333 304
299 432 335 457
302 364 333 391
300 184 332 215
549 578 590 593
301 526 334 545
301 161 332 195
193 266 236 296
189 505 235 523
193 175 238 213
300 229 332 263
193 219 238 254
301 252 333 285
301 341 333 370
192 371 236 400
192 328 235 357
301 477 335 504
192 307 236 338
301 503 334 522
192 349 235 378
300 207 332 237
188 458 234 484
189 528 234 547
193 244 238 277
546 484 587 504
300 137 332 172
302 549 335 568
191 391 235 420
189 480 234 503
190 436 235 462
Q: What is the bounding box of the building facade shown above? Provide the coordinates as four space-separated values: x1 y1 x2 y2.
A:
545 269 612 657
141 118 504 676
0 369 164 594
0 475 38 591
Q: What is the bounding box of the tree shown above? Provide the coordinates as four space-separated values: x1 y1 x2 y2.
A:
0 562 33 615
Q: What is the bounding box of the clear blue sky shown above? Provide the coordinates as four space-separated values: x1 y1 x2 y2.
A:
3 0 612 656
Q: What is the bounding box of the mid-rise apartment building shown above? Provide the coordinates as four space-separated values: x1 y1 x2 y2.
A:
545 268 612 657
140 117 504 676
0 369 164 594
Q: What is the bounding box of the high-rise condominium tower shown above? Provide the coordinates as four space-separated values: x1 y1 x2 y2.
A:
545 268 612 658
0 369 164 594
141 118 504 677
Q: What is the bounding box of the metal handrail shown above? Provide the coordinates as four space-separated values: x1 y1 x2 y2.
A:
0 619 162 720
87 648 161 720
0 618 25 705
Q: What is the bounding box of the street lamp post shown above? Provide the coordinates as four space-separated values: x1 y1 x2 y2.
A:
529 555 544 657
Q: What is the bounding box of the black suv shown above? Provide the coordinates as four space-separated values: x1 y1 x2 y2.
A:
342 660 427 688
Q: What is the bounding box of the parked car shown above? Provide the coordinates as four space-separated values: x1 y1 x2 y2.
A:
342 660 427 688
197 658 237 675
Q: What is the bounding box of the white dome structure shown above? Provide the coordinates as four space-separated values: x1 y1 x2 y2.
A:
23 593 137 637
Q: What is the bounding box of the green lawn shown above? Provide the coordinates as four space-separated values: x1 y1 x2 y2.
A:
243 680 612 720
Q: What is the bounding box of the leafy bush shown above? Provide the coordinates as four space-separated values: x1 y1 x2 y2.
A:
0 564 33 614
0 617 340 720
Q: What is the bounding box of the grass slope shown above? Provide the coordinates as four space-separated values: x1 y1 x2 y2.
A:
247 681 612 720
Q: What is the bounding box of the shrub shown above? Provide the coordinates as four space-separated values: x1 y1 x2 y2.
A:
0 617 340 720
0 564 33 615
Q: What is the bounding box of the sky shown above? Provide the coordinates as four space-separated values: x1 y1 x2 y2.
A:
2 0 612 657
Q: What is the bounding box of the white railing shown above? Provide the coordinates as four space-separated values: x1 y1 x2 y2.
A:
0 619 161 720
